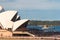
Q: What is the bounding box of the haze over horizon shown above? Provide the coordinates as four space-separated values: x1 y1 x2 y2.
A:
0 0 60 20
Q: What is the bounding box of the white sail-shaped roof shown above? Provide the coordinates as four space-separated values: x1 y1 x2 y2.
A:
0 11 17 21
12 19 29 31
4 20 13 29
0 19 13 29
16 15 20 21
0 22 3 29
0 6 4 13
0 9 29 31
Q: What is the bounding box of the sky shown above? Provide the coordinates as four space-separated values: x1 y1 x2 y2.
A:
0 0 60 20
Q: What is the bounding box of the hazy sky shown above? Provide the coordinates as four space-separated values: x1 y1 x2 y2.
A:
0 0 60 20
0 0 60 9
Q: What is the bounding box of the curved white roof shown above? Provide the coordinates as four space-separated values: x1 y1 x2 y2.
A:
0 6 3 10
0 22 3 28
0 9 29 31
0 11 17 21
16 15 20 19
3 20 13 29
0 19 13 29
16 15 20 20
0 19 29 30
0 6 4 13
13 19 29 31
0 11 17 29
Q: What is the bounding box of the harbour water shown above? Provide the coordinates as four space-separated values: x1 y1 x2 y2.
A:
27 25 60 32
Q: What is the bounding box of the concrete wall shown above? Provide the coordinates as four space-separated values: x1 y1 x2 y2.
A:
0 30 12 37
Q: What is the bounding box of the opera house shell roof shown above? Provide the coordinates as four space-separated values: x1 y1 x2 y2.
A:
0 6 29 31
